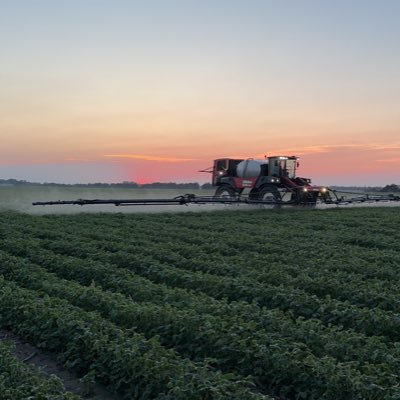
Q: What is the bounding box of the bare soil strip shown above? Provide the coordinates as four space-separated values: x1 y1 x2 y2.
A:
0 328 121 400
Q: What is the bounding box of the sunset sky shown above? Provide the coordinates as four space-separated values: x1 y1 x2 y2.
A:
1 0 399 186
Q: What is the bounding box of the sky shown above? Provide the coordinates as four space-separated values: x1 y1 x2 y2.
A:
0 0 399 186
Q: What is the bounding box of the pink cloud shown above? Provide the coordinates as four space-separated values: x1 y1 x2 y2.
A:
375 158 400 163
104 154 199 162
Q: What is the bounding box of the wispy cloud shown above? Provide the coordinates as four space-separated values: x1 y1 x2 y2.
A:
104 154 198 162
259 143 400 158
371 144 400 152
64 158 98 162
375 158 400 163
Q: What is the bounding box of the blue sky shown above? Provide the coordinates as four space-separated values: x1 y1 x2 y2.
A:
1 0 399 184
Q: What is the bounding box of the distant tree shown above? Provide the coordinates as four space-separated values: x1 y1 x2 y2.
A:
140 182 200 189
176 182 200 189
0 178 38 186
201 183 213 190
112 181 139 188
86 183 111 187
0 178 211 189
380 184 399 192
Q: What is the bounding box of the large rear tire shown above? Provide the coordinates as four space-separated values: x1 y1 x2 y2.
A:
214 185 237 199
258 186 281 204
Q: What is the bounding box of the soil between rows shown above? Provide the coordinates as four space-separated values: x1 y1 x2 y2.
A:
0 328 121 400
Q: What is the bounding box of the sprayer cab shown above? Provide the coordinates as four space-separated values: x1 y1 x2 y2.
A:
267 156 299 179
211 159 243 185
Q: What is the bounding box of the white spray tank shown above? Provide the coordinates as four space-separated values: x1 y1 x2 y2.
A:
236 159 268 179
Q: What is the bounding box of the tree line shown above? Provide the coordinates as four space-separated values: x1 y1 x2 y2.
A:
0 178 213 190
0 179 398 192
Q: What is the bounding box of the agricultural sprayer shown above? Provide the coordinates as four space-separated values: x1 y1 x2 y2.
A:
33 155 400 208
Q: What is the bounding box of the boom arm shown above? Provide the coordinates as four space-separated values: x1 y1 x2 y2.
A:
33 194 246 207
32 190 400 207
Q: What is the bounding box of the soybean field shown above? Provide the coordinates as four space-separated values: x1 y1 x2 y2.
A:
0 207 400 399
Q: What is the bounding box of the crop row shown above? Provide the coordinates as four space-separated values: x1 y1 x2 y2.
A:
1 252 400 399
51 233 400 313
4 211 400 293
1 244 400 372
8 213 400 313
12 209 400 252
0 277 267 400
1 208 400 400
5 208 400 258
0 339 80 400
24 233 400 340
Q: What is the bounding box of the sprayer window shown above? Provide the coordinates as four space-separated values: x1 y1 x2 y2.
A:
216 160 227 171
286 160 296 179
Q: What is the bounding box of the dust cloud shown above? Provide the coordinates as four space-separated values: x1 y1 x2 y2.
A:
1 186 399 215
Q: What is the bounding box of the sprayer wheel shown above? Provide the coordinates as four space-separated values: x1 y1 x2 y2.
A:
214 185 237 199
258 186 281 203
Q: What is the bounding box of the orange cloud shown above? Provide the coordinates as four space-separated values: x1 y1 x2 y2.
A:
104 154 199 162
254 142 400 158
371 144 400 151
270 144 363 157
375 158 400 163
64 158 99 162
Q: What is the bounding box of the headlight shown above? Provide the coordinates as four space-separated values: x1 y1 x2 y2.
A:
321 187 327 193
303 187 308 192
